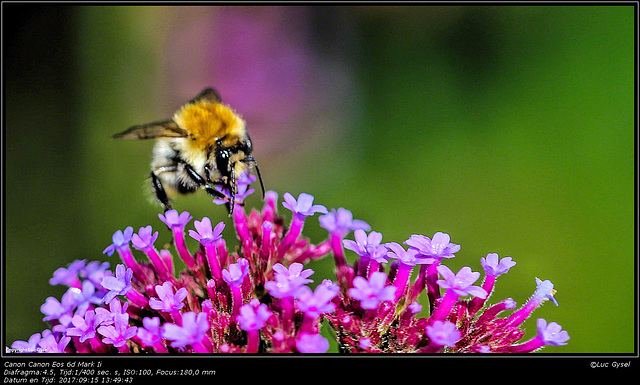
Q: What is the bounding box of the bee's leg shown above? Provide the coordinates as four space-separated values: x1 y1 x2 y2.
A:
228 165 236 215
150 171 172 212
183 163 230 208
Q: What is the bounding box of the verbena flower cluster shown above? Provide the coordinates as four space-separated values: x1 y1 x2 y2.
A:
8 173 569 353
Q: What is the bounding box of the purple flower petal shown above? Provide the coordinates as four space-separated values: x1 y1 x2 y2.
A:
189 217 225 245
137 317 163 346
296 333 329 353
103 227 133 256
436 266 487 299
149 282 188 312
319 208 370 236
426 321 461 347
161 312 209 348
159 210 192 231
295 281 339 317
348 272 396 309
101 264 133 304
536 319 569 346
222 258 249 287
131 226 159 250
404 232 460 262
237 302 272 332
481 253 516 276
282 192 327 217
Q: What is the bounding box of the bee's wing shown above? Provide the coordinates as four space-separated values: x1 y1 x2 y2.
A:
112 120 188 140
189 88 222 104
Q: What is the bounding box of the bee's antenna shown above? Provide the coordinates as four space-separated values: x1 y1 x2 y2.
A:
254 162 265 199
242 156 265 199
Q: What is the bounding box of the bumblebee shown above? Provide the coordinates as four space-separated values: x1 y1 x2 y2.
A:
112 88 264 214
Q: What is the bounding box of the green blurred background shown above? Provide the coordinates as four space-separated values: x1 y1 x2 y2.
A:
4 5 635 353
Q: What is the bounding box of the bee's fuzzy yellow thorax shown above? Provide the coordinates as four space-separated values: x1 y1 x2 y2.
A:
173 101 245 149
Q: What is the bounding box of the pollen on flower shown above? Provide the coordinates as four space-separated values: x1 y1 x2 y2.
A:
9 171 568 353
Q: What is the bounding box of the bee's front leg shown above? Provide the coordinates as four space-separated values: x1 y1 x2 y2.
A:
150 171 172 212
183 163 230 203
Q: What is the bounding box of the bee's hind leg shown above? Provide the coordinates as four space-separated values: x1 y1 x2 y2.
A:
150 171 173 212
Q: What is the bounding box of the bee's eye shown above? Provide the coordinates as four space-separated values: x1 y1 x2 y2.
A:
244 138 253 153
216 149 230 174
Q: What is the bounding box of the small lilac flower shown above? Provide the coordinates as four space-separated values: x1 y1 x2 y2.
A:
508 318 570 352
532 278 559 306
158 210 192 231
282 192 328 217
481 253 516 277
265 263 314 298
359 338 371 349
49 260 86 287
296 281 339 317
222 258 249 287
102 227 134 256
408 301 423 314
131 226 159 250
426 321 461 347
65 310 99 343
188 217 225 245
71 281 105 314
97 312 137 348
273 262 314 284
37 330 71 353
11 332 43 353
41 291 76 322
137 317 163 346
436 265 487 298
81 261 111 288
319 208 370 237
405 232 460 262
536 318 570 346
349 272 396 309
101 264 133 304
385 242 424 266
343 229 387 262
296 333 330 353
237 301 272 332
161 312 209 349
94 298 128 326
149 282 188 312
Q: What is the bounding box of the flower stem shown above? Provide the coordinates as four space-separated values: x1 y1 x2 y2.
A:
116 247 144 281
330 232 347 268
407 265 427 303
505 337 544 353
425 262 441 313
230 285 242 319
233 204 252 252
170 310 182 326
125 289 149 308
393 263 413 301
204 243 221 281
143 247 169 280
173 229 196 270
468 275 496 315
281 297 295 334
278 214 305 258
246 330 260 353
190 341 210 353
504 298 539 329
428 290 459 323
